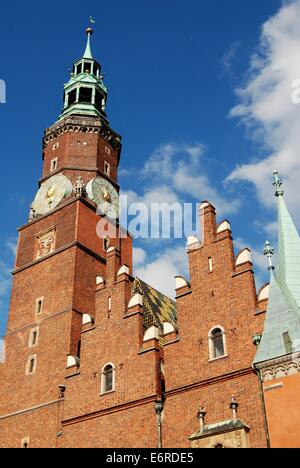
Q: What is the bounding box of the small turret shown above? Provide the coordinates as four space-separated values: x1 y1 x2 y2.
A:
59 25 108 121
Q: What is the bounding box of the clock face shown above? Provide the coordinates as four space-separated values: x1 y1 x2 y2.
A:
87 177 119 219
32 174 73 215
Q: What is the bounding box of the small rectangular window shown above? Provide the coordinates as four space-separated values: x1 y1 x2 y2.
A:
32 332 37 345
108 297 112 311
50 158 58 172
26 355 37 375
29 359 35 373
36 297 44 315
105 145 111 155
208 257 213 272
29 327 39 348
21 437 30 449
104 161 111 177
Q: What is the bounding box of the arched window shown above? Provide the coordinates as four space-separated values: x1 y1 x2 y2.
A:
209 327 227 360
101 363 115 394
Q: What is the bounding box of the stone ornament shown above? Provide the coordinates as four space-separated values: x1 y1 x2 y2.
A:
73 176 86 198
258 354 300 382
28 205 37 221
36 230 56 259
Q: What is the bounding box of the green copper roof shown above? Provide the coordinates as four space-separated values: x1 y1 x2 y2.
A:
277 195 300 309
254 171 300 365
58 27 108 122
254 271 300 364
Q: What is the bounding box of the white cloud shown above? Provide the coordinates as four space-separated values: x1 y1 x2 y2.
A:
0 260 11 305
220 41 241 78
227 0 300 221
5 237 17 257
134 143 241 216
133 247 147 268
134 244 189 299
124 143 242 296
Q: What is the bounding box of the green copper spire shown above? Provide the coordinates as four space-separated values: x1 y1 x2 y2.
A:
254 265 300 364
253 172 300 365
83 27 93 59
275 171 300 308
58 25 108 122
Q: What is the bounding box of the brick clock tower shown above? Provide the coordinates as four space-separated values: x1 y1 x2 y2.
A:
0 28 275 449
0 28 134 447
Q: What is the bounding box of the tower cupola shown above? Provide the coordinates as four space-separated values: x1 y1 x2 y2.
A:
59 27 108 121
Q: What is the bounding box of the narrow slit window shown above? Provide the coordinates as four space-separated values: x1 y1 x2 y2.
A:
36 298 44 315
50 158 58 172
77 340 81 359
32 332 37 345
21 437 30 449
29 329 39 348
108 297 112 311
26 355 37 375
29 358 35 373
104 161 111 177
208 257 213 272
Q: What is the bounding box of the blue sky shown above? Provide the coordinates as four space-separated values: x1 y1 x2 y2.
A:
2 0 300 338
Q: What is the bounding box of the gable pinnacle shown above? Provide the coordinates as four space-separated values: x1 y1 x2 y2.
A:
273 170 284 197
264 241 275 271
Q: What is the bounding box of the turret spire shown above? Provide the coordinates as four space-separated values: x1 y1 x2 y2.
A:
83 27 94 60
59 22 109 122
275 172 300 307
253 172 300 365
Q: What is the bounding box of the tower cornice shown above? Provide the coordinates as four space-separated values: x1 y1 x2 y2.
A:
43 115 122 158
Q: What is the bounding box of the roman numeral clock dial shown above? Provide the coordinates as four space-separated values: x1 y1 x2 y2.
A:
87 177 120 219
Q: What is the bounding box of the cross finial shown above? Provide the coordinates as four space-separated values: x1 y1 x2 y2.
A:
264 241 275 271
273 170 284 197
